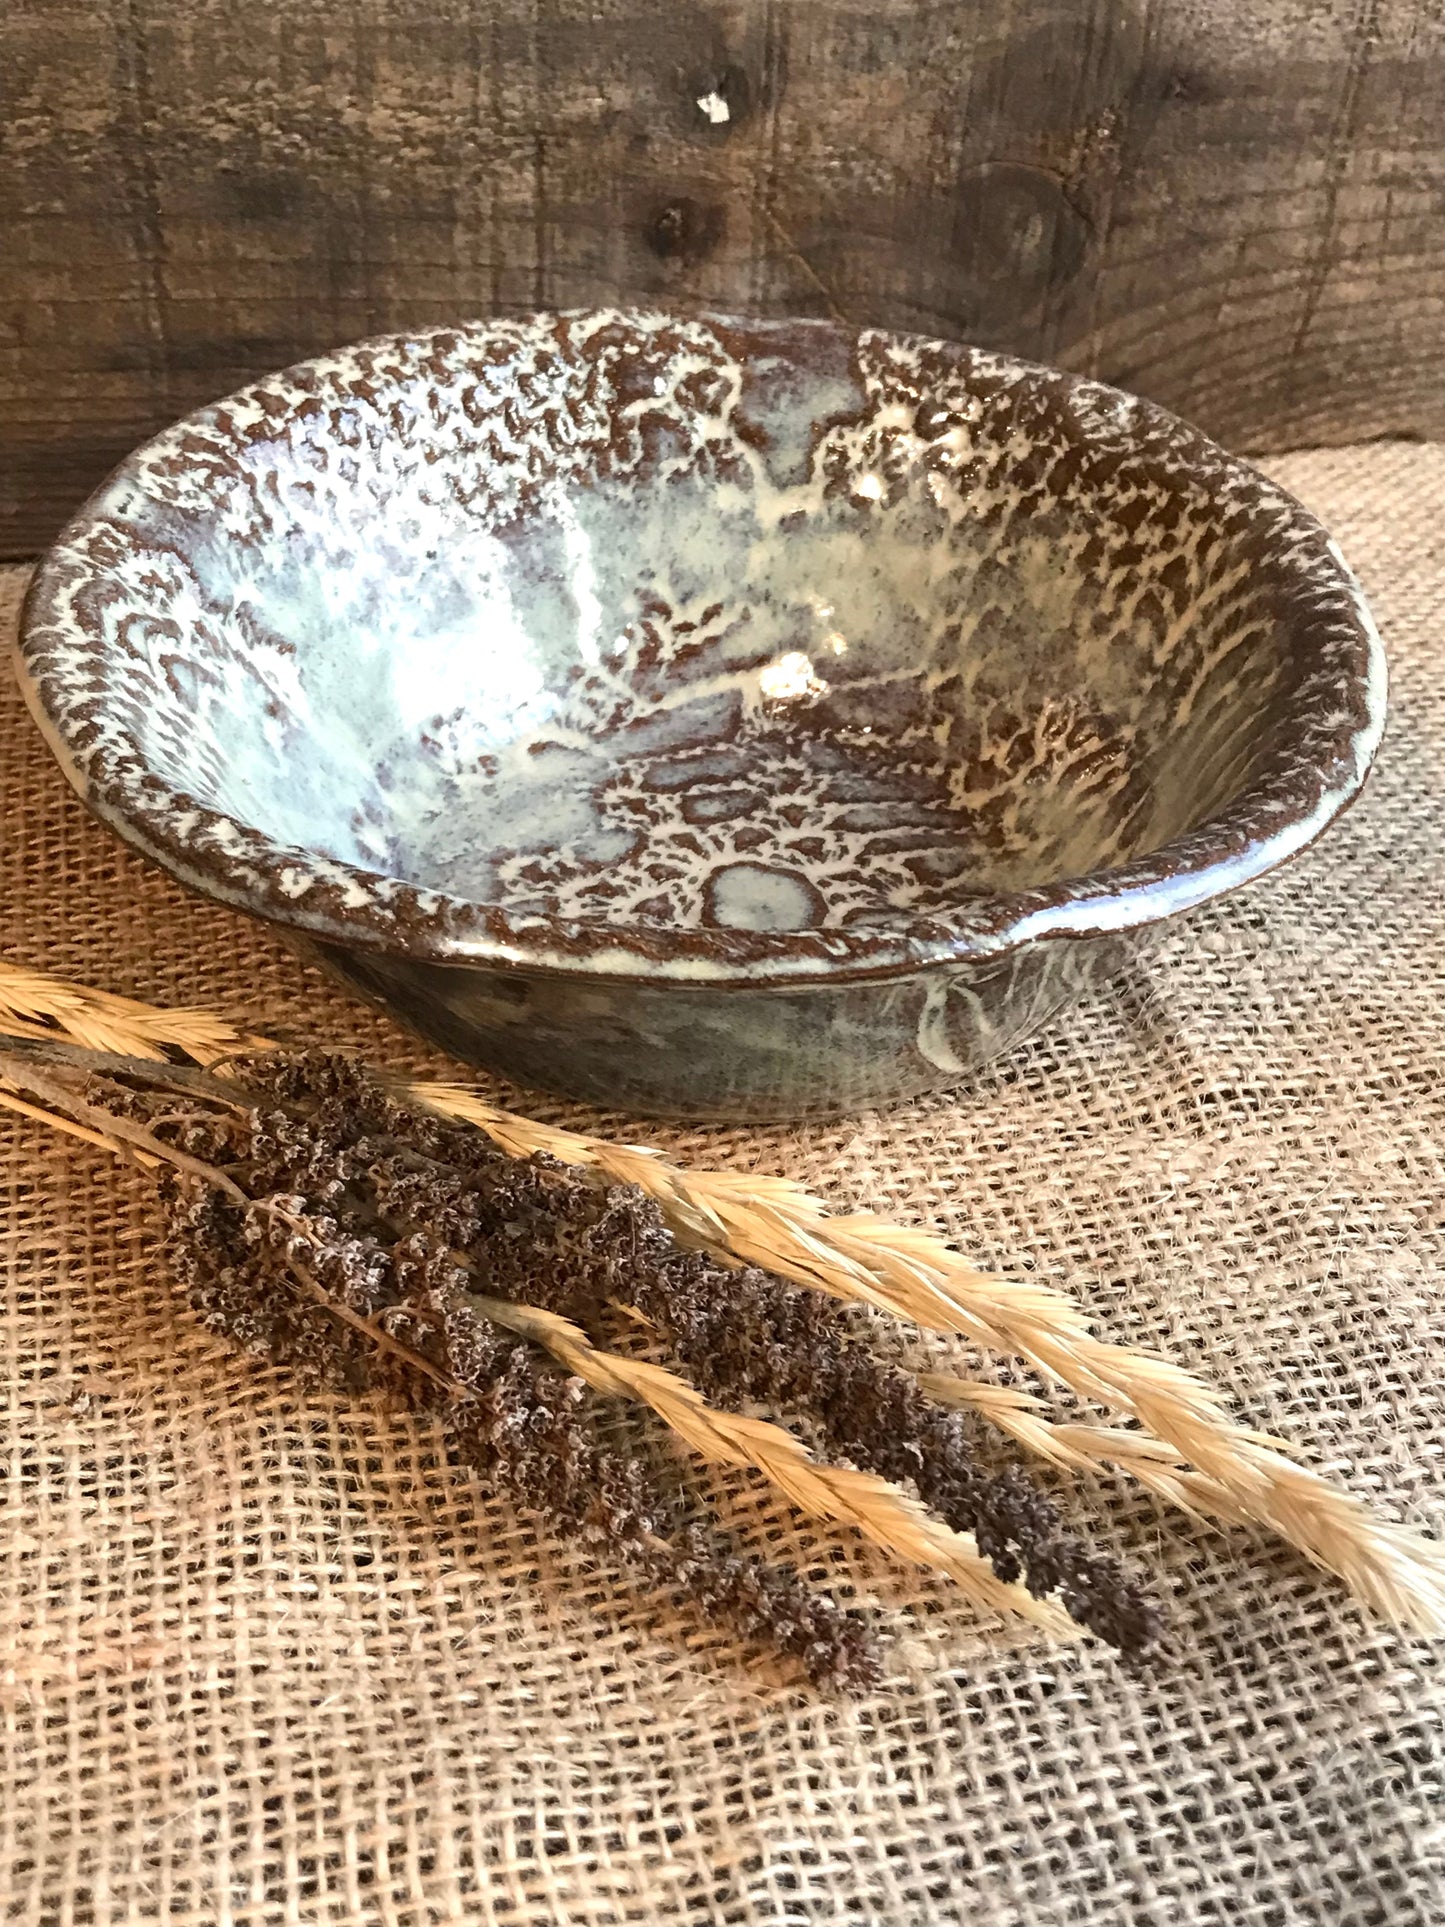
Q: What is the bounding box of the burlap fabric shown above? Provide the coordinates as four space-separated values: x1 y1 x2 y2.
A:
1 442 1442 1926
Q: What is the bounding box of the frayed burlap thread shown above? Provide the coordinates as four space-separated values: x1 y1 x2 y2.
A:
2 442 1444 1926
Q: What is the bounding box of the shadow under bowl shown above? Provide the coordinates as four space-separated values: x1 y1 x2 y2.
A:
17 311 1385 1120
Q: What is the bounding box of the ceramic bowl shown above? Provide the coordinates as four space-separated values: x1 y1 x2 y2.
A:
18 311 1385 1120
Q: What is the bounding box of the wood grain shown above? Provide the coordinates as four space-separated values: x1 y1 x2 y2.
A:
3 0 1443 558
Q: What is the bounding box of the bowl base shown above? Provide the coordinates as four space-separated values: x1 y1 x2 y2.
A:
300 932 1138 1124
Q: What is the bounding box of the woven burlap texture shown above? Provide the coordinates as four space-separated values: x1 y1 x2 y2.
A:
2 442 1443 1927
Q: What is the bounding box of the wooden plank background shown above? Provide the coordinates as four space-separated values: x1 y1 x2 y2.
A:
3 0 1443 559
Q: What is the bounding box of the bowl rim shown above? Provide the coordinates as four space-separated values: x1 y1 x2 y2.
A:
17 309 1388 988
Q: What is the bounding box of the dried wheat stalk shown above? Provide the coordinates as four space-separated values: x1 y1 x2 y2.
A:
0 959 1441 1635
924 1369 1445 1629
922 1376 1257 1529
0 961 269 1064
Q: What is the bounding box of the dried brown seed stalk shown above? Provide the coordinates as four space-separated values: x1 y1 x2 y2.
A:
0 1043 882 1686
478 1296 1075 1636
212 1108 889 1686
424 1142 1155 1651
234 1048 1085 1636
224 1194 882 1690
0 1037 1070 1682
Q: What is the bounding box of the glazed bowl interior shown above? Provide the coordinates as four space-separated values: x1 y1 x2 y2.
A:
20 311 1382 980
